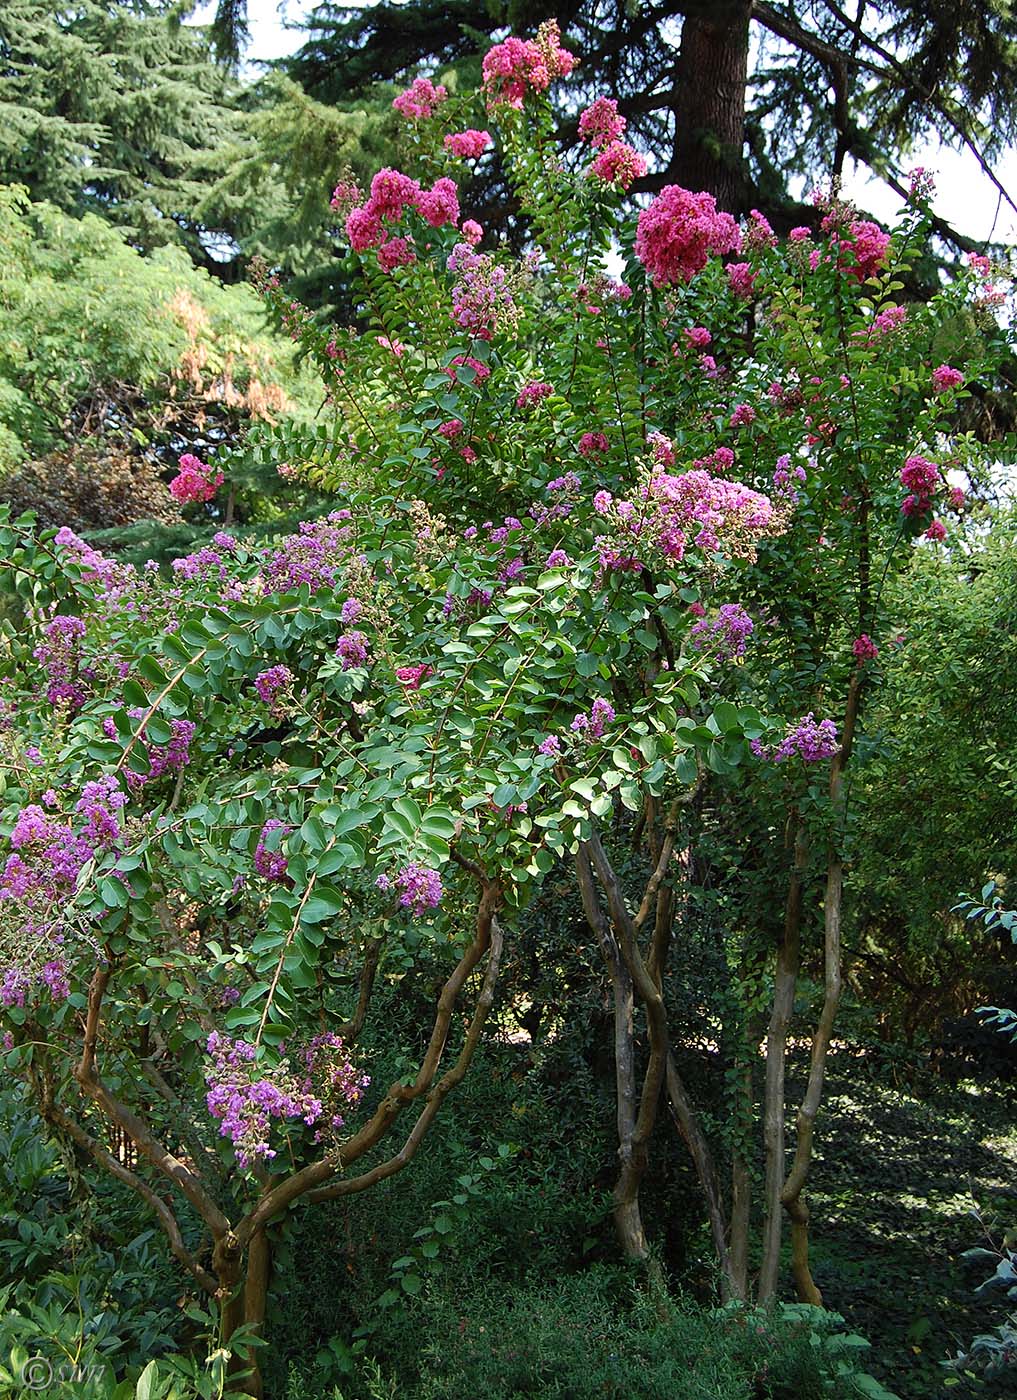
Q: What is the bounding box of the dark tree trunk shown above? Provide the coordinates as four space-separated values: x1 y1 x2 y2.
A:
673 0 753 213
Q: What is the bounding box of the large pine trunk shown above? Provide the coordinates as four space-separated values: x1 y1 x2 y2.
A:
672 1 753 213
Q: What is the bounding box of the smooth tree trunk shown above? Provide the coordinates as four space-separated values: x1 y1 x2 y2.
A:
779 671 862 1303
673 0 753 213
759 816 809 1300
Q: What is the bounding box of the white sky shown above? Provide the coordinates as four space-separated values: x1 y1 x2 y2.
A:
188 0 1017 245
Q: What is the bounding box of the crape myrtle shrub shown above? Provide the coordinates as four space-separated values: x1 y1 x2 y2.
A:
0 14 1012 1388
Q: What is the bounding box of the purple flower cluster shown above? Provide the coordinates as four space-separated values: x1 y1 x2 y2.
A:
204 1032 323 1169
594 467 778 573
124 713 195 792
34 615 88 709
377 863 444 916
336 631 369 670
302 1032 371 1136
690 604 754 660
571 696 616 739
254 819 291 882
448 244 521 337
752 713 839 764
254 665 293 712
75 776 128 847
260 512 355 595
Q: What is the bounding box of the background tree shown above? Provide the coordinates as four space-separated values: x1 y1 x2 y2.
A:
0 0 266 275
286 0 1017 243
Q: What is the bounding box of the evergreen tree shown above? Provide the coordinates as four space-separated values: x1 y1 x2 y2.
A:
0 1 263 271
286 0 1017 241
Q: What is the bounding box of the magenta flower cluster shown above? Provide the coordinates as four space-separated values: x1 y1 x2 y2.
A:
392 76 447 121
169 453 223 504
481 20 576 109
635 185 741 287
444 129 492 159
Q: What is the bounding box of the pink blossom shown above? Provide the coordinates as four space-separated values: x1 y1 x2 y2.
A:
578 97 626 148
392 76 447 121
169 453 223 504
579 431 609 457
396 664 433 690
729 403 756 427
482 21 576 108
745 209 777 249
924 519 947 541
634 184 741 286
377 236 416 272
852 634 878 662
841 219 890 282
444 129 492 159
726 262 756 299
684 326 711 350
346 205 384 252
589 142 647 190
416 176 460 228
900 455 939 495
517 381 554 409
931 364 964 394
461 219 483 246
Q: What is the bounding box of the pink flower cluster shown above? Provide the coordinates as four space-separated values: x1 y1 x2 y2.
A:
517 381 554 409
169 453 223 504
345 169 460 264
578 431 609 457
931 364 963 394
396 664 433 690
377 862 443 916
392 76 447 121
578 97 626 148
852 634 878 662
589 142 647 191
635 185 741 286
839 219 890 282
444 129 492 159
481 20 576 109
899 454 940 519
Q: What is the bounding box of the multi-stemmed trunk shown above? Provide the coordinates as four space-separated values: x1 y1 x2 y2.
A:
29 866 504 1394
